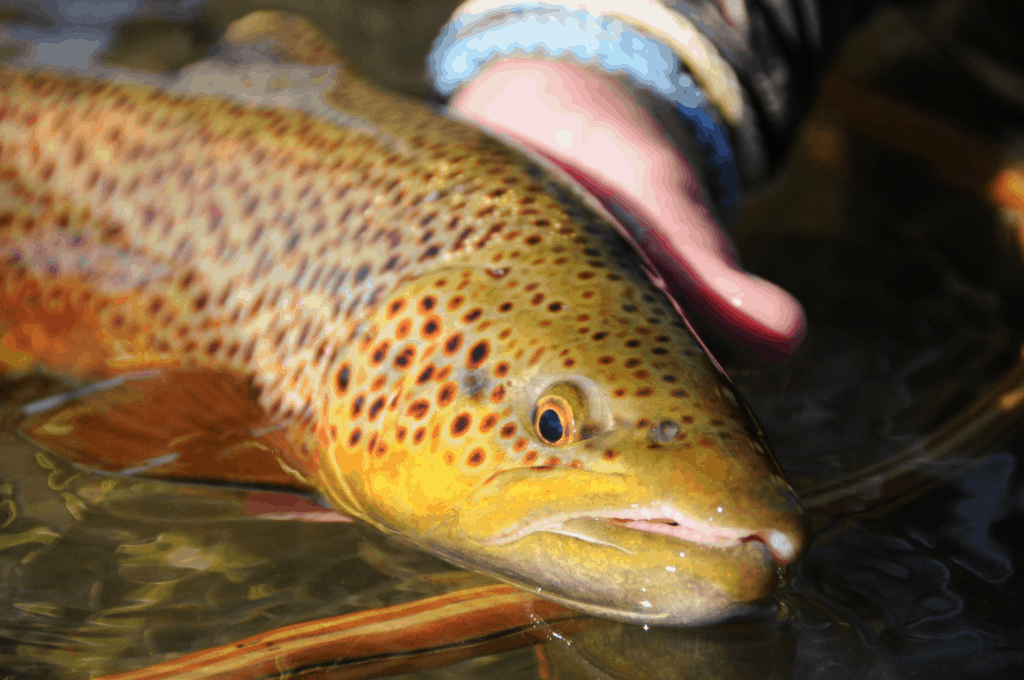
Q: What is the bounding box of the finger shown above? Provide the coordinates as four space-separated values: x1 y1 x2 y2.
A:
635 222 806 358
553 161 806 357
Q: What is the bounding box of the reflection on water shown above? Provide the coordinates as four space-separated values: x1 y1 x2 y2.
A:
0 377 475 678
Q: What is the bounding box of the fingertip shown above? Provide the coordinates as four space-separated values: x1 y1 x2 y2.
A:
640 234 806 359
721 271 806 341
692 270 806 359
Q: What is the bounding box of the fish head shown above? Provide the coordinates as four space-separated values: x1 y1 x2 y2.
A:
319 262 808 626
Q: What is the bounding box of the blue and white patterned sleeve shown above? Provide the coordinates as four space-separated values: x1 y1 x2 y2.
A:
426 1 891 220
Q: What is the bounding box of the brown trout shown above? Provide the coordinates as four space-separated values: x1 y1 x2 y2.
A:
0 11 807 625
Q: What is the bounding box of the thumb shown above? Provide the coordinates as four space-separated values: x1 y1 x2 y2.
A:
634 219 806 359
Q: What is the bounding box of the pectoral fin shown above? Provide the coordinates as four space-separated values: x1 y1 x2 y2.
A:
17 368 311 492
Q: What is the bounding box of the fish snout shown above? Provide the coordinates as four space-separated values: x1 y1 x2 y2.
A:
746 503 810 567
713 471 810 569
746 475 810 567
646 458 811 570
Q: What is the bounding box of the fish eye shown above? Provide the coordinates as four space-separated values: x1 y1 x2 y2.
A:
538 409 563 442
534 394 574 445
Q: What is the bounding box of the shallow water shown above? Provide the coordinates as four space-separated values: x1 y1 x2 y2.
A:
3 1 1024 678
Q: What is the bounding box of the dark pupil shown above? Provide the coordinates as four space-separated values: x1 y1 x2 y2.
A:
538 409 564 443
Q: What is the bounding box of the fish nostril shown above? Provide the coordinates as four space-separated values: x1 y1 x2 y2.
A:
744 528 801 566
653 420 680 442
764 529 797 564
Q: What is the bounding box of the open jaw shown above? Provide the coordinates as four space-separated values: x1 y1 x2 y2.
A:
486 504 799 566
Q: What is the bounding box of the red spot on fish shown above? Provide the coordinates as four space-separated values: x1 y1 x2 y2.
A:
438 382 457 408
417 295 437 314
368 396 386 420
450 412 472 437
407 399 430 420
416 364 435 384
350 395 365 418
393 344 415 370
467 448 485 467
336 363 351 394
420 315 442 340
479 414 498 433
369 340 390 366
386 298 406 319
443 332 462 356
466 340 489 368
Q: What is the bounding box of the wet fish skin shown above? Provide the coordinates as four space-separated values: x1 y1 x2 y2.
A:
0 11 808 625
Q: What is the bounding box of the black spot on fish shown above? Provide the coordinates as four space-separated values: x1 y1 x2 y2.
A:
416 365 435 384
467 340 490 368
443 333 463 356
450 413 472 437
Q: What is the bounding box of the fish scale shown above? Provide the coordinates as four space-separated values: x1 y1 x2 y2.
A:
0 11 809 625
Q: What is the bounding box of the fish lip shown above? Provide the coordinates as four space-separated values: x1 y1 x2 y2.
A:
485 503 796 565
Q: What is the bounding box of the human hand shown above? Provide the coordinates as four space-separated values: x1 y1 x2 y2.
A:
448 58 805 359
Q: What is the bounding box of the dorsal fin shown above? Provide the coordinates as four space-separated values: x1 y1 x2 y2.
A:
17 368 312 492
222 10 349 68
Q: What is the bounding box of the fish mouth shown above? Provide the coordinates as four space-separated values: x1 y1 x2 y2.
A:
446 467 804 625
487 504 799 567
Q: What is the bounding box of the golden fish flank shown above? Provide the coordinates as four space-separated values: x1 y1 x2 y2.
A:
0 11 808 625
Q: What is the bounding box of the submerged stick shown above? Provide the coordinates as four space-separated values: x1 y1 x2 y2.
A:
95 584 594 680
